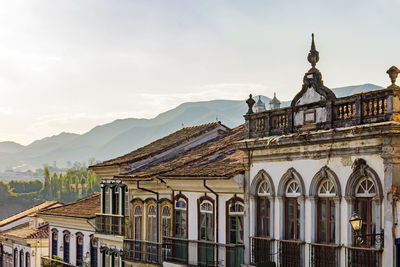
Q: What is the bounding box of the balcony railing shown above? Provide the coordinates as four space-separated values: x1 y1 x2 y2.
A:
41 256 76 267
278 240 304 267
123 239 162 265
162 236 244 267
245 88 395 138
309 243 340 267
345 246 382 267
95 214 128 236
249 236 274 265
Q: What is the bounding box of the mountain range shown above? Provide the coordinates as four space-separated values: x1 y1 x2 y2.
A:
0 83 382 171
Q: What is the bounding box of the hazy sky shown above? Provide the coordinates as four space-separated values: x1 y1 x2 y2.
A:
0 0 399 145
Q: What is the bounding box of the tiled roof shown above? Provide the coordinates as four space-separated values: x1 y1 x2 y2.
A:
1 223 49 240
91 122 226 168
0 201 61 227
115 124 246 179
38 193 100 219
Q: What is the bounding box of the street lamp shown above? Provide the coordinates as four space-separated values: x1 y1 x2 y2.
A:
349 211 364 246
349 211 362 232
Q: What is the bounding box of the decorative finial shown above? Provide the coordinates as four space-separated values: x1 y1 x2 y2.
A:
307 33 319 68
246 94 255 114
387 66 400 86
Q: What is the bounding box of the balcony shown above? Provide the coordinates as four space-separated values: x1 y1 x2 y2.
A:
278 240 304 267
41 256 76 267
309 243 340 267
95 214 128 236
245 88 395 138
345 246 382 267
163 237 244 267
123 239 163 265
249 236 274 265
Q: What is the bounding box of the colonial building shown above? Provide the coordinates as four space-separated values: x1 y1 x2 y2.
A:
236 34 400 266
90 122 247 267
0 201 62 267
38 193 101 267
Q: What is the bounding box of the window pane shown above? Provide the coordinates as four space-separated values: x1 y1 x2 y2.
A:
330 201 335 221
320 221 326 242
288 201 294 220
371 200 376 224
330 222 335 243
320 200 326 221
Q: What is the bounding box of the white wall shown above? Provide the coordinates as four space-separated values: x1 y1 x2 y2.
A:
50 226 99 266
248 155 385 266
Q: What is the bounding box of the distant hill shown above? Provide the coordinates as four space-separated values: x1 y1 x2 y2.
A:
0 83 382 171
0 142 24 153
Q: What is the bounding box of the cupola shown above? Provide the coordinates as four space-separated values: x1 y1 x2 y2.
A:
254 96 266 112
269 92 281 110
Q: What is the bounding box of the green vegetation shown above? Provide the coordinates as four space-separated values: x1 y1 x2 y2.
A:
2 166 101 207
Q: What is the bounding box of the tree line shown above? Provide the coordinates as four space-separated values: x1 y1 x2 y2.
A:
1 166 101 206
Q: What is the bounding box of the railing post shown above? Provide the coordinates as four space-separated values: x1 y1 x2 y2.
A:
354 94 362 124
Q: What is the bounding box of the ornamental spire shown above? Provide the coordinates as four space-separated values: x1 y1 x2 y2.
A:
307 33 319 68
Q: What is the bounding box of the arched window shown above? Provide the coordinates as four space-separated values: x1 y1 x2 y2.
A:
25 253 29 267
133 204 143 240
19 250 23 267
76 233 84 267
161 205 172 238
285 179 300 240
317 179 336 243
199 199 214 241
174 196 188 238
90 237 98 267
227 197 244 267
355 177 377 245
51 229 58 257
147 204 157 242
13 249 17 267
257 181 271 237
173 194 188 263
63 231 70 263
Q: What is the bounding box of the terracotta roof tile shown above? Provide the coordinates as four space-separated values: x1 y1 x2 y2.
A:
0 201 62 227
91 122 226 168
38 193 100 219
115 124 246 179
1 223 48 240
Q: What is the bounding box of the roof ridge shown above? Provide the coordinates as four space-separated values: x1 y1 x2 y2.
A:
92 121 230 168
0 201 62 226
38 193 100 215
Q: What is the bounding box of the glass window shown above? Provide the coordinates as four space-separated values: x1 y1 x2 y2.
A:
285 180 300 240
76 234 84 267
257 181 271 237
147 204 157 242
25 253 30 267
161 205 172 238
90 238 98 267
133 205 143 240
14 249 17 267
174 198 187 238
228 202 244 244
52 230 58 257
199 200 213 241
19 251 23 267
317 179 336 243
63 233 70 263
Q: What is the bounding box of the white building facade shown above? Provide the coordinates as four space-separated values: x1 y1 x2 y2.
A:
237 35 400 266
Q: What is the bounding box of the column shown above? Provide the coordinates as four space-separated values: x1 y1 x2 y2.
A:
309 197 317 243
333 197 341 245
382 134 400 267
101 184 106 214
118 185 125 235
243 170 251 265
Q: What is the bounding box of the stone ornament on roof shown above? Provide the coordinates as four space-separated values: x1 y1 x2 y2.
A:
291 34 336 107
246 94 255 114
387 66 400 89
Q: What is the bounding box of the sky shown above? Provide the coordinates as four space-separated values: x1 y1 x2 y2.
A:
0 0 399 145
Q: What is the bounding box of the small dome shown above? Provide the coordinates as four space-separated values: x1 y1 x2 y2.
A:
254 96 266 112
269 92 281 109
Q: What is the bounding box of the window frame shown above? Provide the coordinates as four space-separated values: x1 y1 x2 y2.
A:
174 194 188 239
198 196 215 242
63 230 71 263
132 200 144 241
76 232 84 267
